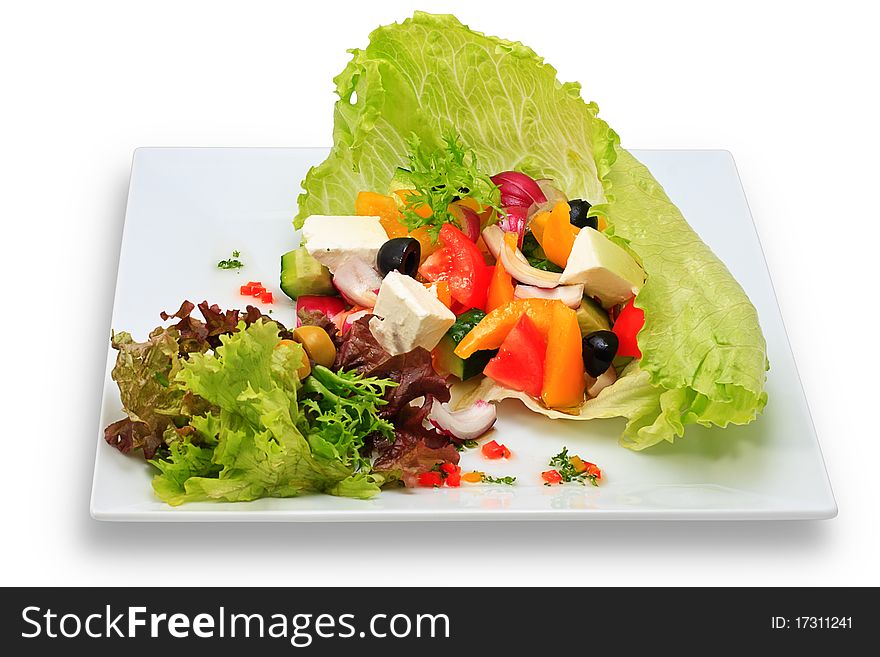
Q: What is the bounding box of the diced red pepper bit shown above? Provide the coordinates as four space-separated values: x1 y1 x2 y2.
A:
417 471 443 488
439 462 458 475
481 439 511 460
542 469 563 485
243 281 265 296
584 462 602 480
445 471 461 487
260 291 274 304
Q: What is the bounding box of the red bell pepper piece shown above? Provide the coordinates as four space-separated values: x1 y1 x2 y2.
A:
613 297 645 358
481 439 511 460
439 462 458 475
417 471 443 488
542 469 563 485
482 314 546 398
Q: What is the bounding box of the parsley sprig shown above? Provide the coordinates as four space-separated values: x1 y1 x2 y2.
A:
454 438 480 452
400 131 501 240
480 473 517 485
547 447 600 487
217 250 244 270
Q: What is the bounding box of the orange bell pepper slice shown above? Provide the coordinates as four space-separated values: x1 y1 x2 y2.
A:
424 280 453 309
355 191 405 236
530 210 550 244
393 189 433 218
453 298 559 359
486 235 517 312
356 190 439 261
541 302 586 409
486 261 514 312
540 201 579 269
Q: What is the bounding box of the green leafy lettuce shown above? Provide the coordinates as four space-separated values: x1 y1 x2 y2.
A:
106 328 213 458
295 12 614 227
151 320 384 504
297 11 768 450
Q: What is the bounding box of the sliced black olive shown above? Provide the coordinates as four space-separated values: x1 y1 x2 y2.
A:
569 199 598 229
582 330 619 377
377 237 421 277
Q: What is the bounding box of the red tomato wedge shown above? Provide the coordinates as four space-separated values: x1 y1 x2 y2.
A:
482 314 546 398
419 223 492 311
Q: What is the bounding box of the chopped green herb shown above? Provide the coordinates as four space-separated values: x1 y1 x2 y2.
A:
454 438 480 452
400 130 501 241
217 250 244 270
527 257 564 273
548 447 600 486
480 473 516 485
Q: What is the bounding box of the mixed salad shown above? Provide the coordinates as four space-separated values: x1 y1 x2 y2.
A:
104 12 768 505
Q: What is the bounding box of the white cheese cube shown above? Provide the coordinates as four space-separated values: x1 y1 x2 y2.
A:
369 272 456 355
559 228 645 308
302 215 388 273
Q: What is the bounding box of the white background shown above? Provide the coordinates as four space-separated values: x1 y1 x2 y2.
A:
1 0 877 586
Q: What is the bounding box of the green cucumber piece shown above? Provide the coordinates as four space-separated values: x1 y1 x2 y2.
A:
576 297 611 336
434 309 496 381
280 247 334 300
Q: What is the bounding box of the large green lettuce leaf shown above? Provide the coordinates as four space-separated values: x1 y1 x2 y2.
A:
295 11 617 226
297 11 768 449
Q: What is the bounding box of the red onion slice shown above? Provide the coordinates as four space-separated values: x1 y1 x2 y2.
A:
514 283 584 308
587 366 618 398
449 204 481 242
427 399 497 441
332 258 382 308
491 171 547 208
342 309 371 333
499 206 528 247
483 225 561 288
534 178 567 204
295 295 347 327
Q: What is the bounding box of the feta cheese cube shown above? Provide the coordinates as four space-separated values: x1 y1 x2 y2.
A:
369 272 456 355
302 215 388 273
559 228 645 308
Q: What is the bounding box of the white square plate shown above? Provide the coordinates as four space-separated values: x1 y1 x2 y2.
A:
91 147 836 521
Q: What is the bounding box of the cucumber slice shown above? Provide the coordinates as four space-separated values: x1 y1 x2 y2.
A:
576 297 611 336
434 309 496 381
280 247 334 300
